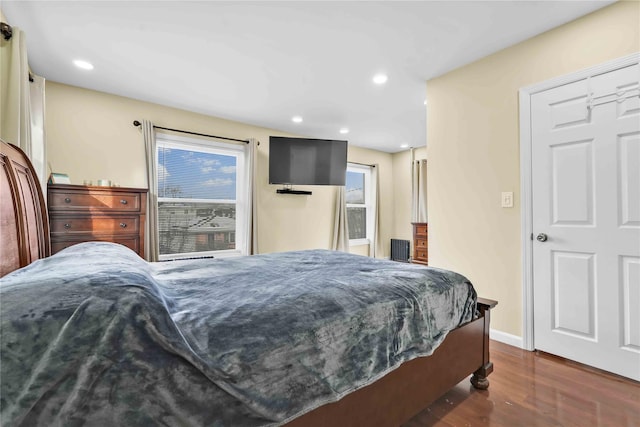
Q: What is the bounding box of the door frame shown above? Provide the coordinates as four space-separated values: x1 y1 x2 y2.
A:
518 52 639 351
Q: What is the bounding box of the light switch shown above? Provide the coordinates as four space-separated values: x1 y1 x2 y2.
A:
501 192 514 208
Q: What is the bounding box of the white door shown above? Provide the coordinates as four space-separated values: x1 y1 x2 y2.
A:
531 63 640 380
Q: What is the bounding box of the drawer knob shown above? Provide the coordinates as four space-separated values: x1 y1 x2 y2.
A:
120 222 127 228
64 223 71 229
64 197 71 203
120 199 128 205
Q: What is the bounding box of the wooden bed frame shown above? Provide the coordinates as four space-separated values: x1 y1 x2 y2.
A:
0 139 497 426
1 140 50 276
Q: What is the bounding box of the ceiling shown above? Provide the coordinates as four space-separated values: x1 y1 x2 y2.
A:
3 1 613 153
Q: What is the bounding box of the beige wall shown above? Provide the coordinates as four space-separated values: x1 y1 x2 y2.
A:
391 149 412 242
425 1 640 337
45 82 394 257
391 147 427 244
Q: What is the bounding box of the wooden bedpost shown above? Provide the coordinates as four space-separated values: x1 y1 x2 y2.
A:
471 297 498 390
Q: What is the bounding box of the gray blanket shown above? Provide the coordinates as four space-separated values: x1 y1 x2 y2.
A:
0 242 476 426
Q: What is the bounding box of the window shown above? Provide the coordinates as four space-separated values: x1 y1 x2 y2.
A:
156 133 248 260
346 163 374 246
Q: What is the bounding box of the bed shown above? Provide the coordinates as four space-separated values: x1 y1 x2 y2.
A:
0 140 497 426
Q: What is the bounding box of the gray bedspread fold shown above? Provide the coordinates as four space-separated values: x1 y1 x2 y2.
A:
0 242 476 426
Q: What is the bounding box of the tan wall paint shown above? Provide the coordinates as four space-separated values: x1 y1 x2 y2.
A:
45 82 394 257
425 1 640 337
391 147 427 245
392 149 413 242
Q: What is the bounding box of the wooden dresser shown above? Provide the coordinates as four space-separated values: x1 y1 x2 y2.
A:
411 222 428 265
48 184 147 258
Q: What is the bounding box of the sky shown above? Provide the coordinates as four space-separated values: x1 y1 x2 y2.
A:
158 146 237 199
346 170 364 203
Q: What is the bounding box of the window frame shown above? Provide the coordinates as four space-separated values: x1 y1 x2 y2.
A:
346 163 374 247
155 133 248 260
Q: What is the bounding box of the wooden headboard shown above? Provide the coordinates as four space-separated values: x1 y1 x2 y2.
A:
0 139 50 277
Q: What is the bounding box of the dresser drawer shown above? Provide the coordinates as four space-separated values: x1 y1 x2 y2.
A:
414 224 428 236
415 238 427 249
415 250 428 260
50 216 140 234
51 235 141 255
49 190 142 212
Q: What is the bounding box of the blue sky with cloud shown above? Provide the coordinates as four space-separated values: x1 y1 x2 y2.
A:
345 170 364 203
158 147 236 199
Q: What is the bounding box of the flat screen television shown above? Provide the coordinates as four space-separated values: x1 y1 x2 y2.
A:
269 136 348 186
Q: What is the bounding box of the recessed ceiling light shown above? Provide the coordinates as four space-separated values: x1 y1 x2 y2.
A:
73 59 94 70
292 116 303 123
424 100 428 106
339 128 349 134
400 143 409 148
373 73 388 85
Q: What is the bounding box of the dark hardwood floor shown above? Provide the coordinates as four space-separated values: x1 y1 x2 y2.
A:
405 340 640 427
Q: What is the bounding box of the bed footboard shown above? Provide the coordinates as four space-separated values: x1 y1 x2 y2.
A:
286 296 498 427
471 297 498 390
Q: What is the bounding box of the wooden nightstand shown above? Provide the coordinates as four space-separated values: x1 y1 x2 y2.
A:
412 222 428 265
48 184 147 258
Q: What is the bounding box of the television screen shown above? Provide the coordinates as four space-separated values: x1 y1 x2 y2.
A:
269 137 348 186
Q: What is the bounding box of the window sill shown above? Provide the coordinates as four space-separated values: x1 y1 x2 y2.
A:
349 238 370 247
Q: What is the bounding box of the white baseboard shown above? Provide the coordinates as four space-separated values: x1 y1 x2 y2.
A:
490 328 523 349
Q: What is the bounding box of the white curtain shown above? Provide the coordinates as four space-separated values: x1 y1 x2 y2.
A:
331 186 349 252
0 26 46 186
246 138 259 255
29 74 46 192
142 120 160 261
412 157 428 223
371 164 384 258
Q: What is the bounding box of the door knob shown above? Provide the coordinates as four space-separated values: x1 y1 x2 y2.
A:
536 233 548 242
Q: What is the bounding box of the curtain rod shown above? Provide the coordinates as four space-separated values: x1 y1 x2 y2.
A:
1 22 12 41
132 120 249 144
349 161 376 168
